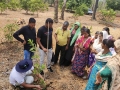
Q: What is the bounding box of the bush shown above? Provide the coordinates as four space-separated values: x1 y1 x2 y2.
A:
106 0 120 11
4 23 19 42
8 0 20 11
99 9 116 22
0 2 7 14
75 3 88 16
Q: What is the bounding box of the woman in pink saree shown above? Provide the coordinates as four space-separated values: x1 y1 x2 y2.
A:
71 28 92 77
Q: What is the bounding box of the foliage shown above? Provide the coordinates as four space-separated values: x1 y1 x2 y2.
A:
106 0 120 10
66 0 92 11
0 1 7 14
75 3 88 16
28 39 46 89
20 0 30 13
4 23 19 42
99 9 116 22
28 39 36 52
8 0 20 11
20 0 48 16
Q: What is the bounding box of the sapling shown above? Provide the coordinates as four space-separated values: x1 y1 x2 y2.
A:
28 39 46 90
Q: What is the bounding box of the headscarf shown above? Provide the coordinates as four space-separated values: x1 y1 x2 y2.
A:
102 31 108 40
92 31 109 53
70 22 81 46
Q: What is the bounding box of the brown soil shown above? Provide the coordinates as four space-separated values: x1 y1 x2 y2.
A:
0 7 120 90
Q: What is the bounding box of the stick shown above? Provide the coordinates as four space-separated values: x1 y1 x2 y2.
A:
47 22 49 67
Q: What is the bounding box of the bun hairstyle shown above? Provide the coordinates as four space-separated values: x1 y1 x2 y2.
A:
103 39 114 48
103 27 110 35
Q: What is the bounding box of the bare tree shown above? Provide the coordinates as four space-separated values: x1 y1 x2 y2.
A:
60 0 67 20
92 0 99 20
54 0 58 23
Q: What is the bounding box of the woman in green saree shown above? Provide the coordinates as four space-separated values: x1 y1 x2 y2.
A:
95 39 120 90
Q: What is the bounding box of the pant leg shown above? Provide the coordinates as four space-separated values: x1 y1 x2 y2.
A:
24 50 30 59
59 45 66 66
39 49 46 66
54 44 61 64
47 49 52 68
30 52 34 60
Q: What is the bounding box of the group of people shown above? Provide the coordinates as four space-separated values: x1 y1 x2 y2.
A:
9 17 120 90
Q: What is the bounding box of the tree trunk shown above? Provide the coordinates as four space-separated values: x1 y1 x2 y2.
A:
92 0 99 20
54 0 58 23
60 0 67 20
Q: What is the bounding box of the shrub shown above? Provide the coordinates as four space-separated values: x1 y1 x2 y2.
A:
0 1 7 14
4 23 19 42
99 9 116 22
75 3 88 16
8 0 20 11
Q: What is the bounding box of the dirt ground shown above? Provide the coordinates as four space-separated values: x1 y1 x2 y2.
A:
0 7 120 90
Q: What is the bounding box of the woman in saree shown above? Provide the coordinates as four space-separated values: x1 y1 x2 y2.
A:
85 39 114 90
71 28 92 77
95 39 120 90
88 31 109 67
64 22 81 66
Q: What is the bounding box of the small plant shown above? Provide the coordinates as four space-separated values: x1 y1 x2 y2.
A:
4 23 19 42
33 63 46 89
99 9 116 22
28 39 46 89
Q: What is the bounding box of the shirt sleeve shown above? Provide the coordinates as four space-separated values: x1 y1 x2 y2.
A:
13 27 24 43
37 28 42 39
15 75 24 85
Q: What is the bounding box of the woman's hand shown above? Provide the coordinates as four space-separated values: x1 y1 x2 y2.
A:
95 73 102 84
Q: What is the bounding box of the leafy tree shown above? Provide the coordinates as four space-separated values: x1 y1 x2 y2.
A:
8 0 20 11
29 0 48 17
20 0 31 14
106 0 120 10
99 9 116 22
66 0 92 11
75 3 88 16
0 1 7 14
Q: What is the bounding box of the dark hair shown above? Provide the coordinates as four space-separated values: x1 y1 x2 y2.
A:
84 28 91 36
63 21 69 26
81 26 86 31
103 39 114 48
99 32 103 36
45 18 53 24
103 27 110 35
95 31 99 34
29 18 36 23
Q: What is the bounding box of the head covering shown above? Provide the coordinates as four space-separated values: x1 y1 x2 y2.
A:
70 22 81 46
102 31 108 40
15 59 33 73
114 39 120 49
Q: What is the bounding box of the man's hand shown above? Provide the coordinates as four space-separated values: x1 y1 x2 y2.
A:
22 40 26 45
43 48 47 52
56 39 59 44
65 46 68 50
35 85 42 90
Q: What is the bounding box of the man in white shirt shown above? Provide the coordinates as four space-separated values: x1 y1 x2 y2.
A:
9 59 43 90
